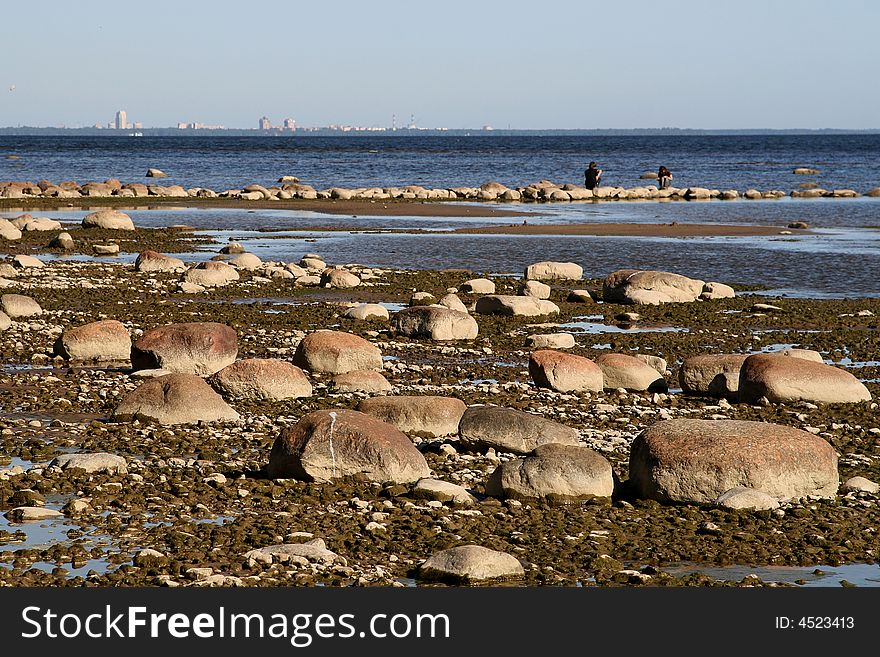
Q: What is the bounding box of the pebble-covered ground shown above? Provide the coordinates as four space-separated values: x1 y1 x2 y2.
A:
1 226 878 588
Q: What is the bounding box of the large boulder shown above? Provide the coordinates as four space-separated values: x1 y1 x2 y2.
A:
82 209 135 230
114 373 240 425
209 358 312 401
13 254 44 269
595 353 667 391
0 294 42 318
460 278 495 294
474 295 560 317
526 333 575 349
738 354 871 404
293 330 382 374
131 322 237 376
413 478 476 505
458 405 580 454
628 419 839 503
701 282 736 300
0 219 22 241
485 444 614 502
320 268 361 288
267 409 430 483
524 261 583 281
344 304 389 321
529 350 604 393
20 217 62 231
229 253 263 271
182 262 240 287
50 453 128 474
331 370 393 393
391 306 478 340
519 280 551 299
437 293 469 313
357 395 466 437
135 250 186 272
603 269 706 305
679 354 749 396
417 545 524 583
54 319 131 362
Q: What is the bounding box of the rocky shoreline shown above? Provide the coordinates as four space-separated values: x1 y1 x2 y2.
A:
1 219 878 588
2 177 879 206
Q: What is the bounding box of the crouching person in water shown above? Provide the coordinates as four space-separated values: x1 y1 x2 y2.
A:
584 161 602 190
658 165 673 189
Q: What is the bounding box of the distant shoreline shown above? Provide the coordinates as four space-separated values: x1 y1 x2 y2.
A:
2 128 880 137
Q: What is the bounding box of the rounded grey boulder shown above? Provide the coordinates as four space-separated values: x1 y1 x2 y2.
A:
418 545 524 583
458 405 579 455
485 444 614 502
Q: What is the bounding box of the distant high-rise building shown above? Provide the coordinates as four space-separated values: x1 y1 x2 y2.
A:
133 122 143 129
115 110 127 130
259 116 271 130
283 118 296 131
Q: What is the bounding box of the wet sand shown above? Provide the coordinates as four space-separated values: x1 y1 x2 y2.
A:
0 196 525 218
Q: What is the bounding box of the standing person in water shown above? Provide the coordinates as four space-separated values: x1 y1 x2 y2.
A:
658 165 673 189
584 161 602 190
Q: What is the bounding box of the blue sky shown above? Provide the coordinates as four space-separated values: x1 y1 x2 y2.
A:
2 0 877 129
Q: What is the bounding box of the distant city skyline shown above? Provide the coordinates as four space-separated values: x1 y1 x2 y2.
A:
2 0 878 130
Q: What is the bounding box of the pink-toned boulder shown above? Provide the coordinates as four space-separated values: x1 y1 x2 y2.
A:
113 373 240 425
332 370 393 393
54 319 131 362
629 419 839 502
528 350 603 393
182 261 240 287
135 250 186 272
131 322 237 376
738 353 871 404
357 395 466 437
267 409 430 483
293 330 382 374
595 353 667 391
209 358 312 401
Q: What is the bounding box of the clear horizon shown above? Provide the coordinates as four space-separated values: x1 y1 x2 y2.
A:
2 0 878 130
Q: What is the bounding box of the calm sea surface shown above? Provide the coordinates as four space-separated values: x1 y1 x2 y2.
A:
1 135 879 296
2 134 879 192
